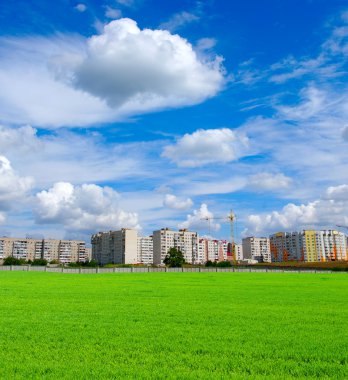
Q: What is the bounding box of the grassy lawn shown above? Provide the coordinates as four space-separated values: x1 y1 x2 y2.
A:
0 272 347 379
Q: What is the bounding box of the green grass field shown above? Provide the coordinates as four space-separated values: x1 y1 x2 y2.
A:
0 272 347 379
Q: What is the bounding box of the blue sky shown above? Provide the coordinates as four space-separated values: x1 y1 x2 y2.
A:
0 0 348 242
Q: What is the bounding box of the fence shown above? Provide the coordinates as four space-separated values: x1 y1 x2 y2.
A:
0 265 346 274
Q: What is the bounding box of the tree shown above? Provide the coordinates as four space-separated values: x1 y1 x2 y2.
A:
3 257 27 265
163 247 186 267
216 260 232 267
31 259 48 266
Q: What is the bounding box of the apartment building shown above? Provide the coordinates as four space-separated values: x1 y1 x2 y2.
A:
270 230 347 262
235 243 243 261
198 238 228 263
91 229 138 265
269 232 302 262
137 236 153 265
0 237 89 263
242 237 271 263
153 228 198 265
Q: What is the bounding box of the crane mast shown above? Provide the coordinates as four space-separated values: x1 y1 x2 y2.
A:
201 209 236 263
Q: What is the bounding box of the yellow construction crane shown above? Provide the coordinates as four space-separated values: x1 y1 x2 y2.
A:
201 210 236 262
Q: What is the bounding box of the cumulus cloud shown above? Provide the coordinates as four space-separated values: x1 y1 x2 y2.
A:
248 172 292 191
179 203 220 231
35 182 139 232
162 128 249 167
0 156 34 212
244 184 348 235
71 19 225 109
0 19 224 127
163 194 193 210
0 125 42 153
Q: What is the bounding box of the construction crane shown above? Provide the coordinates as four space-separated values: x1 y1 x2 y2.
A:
201 210 236 262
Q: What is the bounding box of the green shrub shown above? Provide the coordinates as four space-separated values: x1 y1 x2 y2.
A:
31 259 48 266
3 257 25 265
216 261 232 267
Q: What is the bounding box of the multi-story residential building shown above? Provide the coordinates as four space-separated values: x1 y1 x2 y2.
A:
235 243 243 261
0 237 89 263
270 230 347 263
198 238 228 262
153 228 198 265
137 236 153 265
92 229 138 265
242 237 271 263
269 232 302 262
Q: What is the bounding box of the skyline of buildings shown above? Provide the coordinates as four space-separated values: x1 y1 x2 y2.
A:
0 237 90 263
1 226 347 266
90 227 348 266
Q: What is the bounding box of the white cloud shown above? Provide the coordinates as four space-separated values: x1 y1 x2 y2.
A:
0 125 42 153
105 6 122 19
162 128 249 167
163 194 193 210
0 156 34 212
323 184 348 201
342 125 348 141
244 184 348 235
179 203 220 231
0 19 224 127
72 19 224 109
196 38 217 52
276 86 329 120
248 172 292 191
116 0 135 7
0 125 145 188
35 182 139 233
75 3 87 12
160 11 199 32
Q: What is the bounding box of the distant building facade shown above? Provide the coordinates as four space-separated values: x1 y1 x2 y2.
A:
91 229 138 265
0 237 89 263
153 228 198 265
270 229 348 262
235 243 243 261
242 237 271 263
197 238 228 262
137 236 153 265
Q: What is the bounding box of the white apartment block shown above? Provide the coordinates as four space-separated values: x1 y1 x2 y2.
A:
153 228 198 265
242 237 271 263
137 236 153 265
316 230 347 261
198 238 228 263
235 243 243 261
270 230 348 263
0 237 89 263
92 229 138 265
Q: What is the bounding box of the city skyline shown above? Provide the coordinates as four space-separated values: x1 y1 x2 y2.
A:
1 1 348 243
